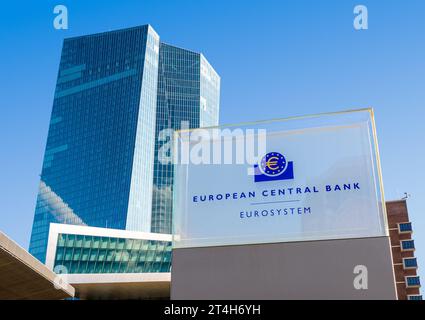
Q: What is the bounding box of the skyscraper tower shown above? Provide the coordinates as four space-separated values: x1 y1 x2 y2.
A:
151 43 220 234
29 24 220 262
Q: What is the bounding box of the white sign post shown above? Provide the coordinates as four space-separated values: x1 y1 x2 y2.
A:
171 109 396 300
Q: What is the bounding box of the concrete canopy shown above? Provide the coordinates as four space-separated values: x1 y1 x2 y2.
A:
0 232 75 300
68 273 170 300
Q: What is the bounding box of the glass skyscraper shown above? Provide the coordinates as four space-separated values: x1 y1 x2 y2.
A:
151 43 220 233
29 25 220 263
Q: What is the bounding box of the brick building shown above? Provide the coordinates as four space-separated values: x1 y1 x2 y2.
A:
386 199 422 300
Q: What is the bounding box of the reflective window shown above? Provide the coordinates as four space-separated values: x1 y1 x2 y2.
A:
398 222 412 233
403 258 417 269
406 276 421 287
53 233 172 274
401 240 415 251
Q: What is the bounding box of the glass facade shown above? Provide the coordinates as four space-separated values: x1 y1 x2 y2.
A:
126 28 160 232
199 54 220 127
54 233 171 273
29 25 160 262
29 24 220 263
151 44 220 233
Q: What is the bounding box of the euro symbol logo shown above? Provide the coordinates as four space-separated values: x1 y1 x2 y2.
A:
266 157 280 171
254 152 294 182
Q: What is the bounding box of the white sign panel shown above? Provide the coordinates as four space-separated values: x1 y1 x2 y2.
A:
173 109 387 248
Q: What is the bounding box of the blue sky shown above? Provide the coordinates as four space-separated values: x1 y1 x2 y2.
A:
1 0 424 285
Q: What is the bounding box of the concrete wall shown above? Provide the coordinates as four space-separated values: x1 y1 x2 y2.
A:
171 237 397 300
